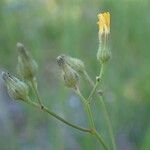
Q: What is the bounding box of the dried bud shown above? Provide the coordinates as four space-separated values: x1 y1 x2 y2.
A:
17 43 38 81
2 72 29 101
56 55 79 89
61 55 85 74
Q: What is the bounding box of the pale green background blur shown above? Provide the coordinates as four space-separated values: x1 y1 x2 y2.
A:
0 0 150 150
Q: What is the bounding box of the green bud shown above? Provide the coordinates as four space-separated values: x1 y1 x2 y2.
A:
17 43 38 81
2 72 29 101
97 46 111 64
56 56 79 89
61 55 85 74
97 28 111 64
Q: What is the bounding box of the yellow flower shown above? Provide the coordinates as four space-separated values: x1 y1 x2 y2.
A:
97 12 110 34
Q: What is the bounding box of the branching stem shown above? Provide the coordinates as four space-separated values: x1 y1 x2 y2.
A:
26 100 92 133
87 64 104 102
30 78 43 108
85 64 117 150
75 87 108 150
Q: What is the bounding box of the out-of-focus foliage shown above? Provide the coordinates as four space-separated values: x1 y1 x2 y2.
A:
0 0 150 150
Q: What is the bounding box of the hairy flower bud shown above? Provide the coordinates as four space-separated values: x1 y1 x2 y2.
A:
61 55 85 74
56 55 79 89
2 72 29 101
17 43 38 81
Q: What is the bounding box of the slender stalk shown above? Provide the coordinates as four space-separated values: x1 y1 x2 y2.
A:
76 88 95 128
30 78 43 108
92 129 108 150
99 96 116 150
87 64 104 102
86 103 95 128
83 70 94 87
85 65 117 150
26 100 92 133
75 89 108 149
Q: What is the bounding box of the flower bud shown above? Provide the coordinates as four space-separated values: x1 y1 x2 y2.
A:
56 55 79 89
97 12 111 64
17 43 38 81
97 47 111 64
61 55 85 74
2 72 29 101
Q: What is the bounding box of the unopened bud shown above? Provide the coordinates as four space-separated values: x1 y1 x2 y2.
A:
61 55 85 74
17 43 38 81
56 55 79 89
97 47 111 64
2 72 29 101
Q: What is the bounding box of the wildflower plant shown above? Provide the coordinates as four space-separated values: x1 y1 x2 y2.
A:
2 12 116 150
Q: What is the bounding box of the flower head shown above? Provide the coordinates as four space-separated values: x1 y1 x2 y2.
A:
97 12 110 35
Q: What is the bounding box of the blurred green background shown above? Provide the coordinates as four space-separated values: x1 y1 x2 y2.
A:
0 0 150 150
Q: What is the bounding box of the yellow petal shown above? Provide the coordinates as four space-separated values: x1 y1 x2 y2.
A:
97 12 110 34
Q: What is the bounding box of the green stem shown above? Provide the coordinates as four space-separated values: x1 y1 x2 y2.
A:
30 78 43 108
92 129 108 150
86 64 117 150
99 96 117 150
76 88 95 128
83 70 94 87
75 89 108 149
87 64 104 102
25 99 108 149
26 100 92 133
